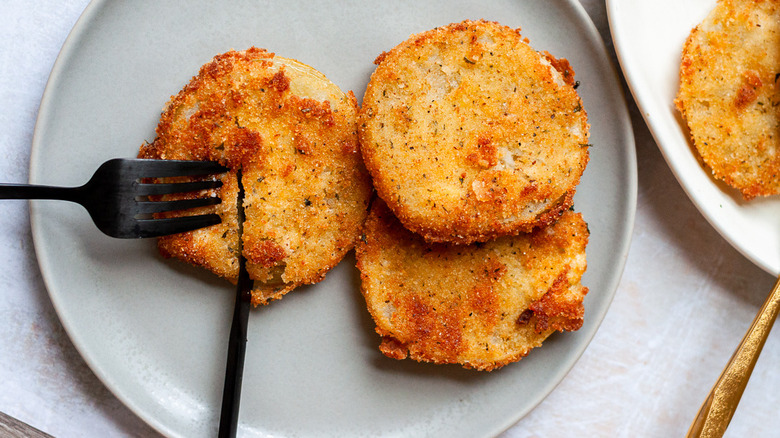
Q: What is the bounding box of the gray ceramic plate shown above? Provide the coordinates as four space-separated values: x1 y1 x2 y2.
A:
30 1 636 436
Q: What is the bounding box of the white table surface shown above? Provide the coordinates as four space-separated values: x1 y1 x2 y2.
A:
2 1 779 437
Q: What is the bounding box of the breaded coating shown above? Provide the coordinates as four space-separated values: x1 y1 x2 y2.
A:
355 200 589 371
359 20 590 244
139 47 372 305
676 0 780 200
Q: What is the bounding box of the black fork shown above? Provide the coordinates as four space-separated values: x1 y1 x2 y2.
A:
1 158 227 238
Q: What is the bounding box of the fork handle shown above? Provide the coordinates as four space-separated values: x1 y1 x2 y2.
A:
686 275 780 438
0 184 84 202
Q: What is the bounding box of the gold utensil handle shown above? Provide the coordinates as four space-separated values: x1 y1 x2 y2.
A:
686 275 780 438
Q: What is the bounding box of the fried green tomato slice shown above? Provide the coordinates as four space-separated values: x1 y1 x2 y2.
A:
139 47 372 305
359 20 590 244
355 200 589 371
676 0 780 200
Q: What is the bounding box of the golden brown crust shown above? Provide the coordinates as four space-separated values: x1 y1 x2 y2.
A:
358 20 590 244
355 199 589 371
139 48 372 305
676 0 780 200
155 172 241 280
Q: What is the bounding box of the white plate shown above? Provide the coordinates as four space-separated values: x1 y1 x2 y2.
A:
607 0 780 276
30 1 635 437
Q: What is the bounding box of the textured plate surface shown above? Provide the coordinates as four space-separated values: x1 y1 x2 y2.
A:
30 1 636 436
608 0 780 276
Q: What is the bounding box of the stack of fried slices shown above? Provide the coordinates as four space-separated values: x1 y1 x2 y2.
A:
355 20 591 371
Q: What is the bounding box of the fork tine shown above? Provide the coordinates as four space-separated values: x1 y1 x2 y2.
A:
133 159 228 178
137 180 223 196
137 197 222 215
134 214 222 238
